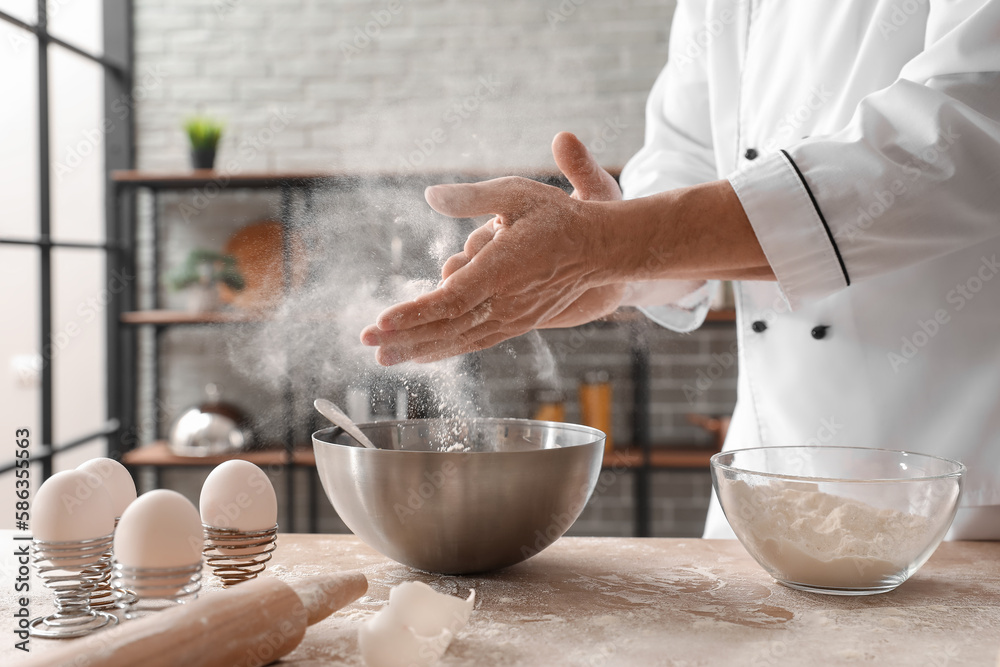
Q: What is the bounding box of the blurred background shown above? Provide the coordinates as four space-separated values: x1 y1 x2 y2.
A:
0 0 737 538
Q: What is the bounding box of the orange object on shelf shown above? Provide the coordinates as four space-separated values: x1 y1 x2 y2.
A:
534 402 566 423
218 220 307 309
579 371 612 453
533 389 566 423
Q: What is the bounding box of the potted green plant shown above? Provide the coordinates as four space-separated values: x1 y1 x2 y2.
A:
167 249 244 312
185 116 224 170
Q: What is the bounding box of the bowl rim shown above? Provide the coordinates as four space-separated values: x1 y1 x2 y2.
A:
710 445 966 483
311 417 607 454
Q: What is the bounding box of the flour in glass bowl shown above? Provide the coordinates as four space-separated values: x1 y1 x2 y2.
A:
724 480 933 589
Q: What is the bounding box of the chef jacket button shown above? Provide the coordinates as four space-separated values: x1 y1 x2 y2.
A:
811 325 829 340
744 148 759 160
751 320 767 333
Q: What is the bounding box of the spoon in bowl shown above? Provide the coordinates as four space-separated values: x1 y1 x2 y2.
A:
314 398 378 450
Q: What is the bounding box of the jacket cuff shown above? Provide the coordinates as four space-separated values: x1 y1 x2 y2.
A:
636 281 713 333
728 150 850 309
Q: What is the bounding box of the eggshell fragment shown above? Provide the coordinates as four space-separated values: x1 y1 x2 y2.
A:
359 582 475 667
34 470 116 543
77 457 137 519
114 489 203 569
200 460 277 532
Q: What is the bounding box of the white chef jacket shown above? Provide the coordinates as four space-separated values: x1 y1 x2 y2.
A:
620 0 1000 539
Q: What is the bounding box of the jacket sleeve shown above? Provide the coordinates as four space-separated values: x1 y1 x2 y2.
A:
620 0 721 332
730 0 1000 310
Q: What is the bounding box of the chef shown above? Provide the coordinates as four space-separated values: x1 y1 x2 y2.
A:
362 0 1000 539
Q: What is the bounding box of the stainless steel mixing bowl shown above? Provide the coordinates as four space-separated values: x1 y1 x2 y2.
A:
312 418 605 574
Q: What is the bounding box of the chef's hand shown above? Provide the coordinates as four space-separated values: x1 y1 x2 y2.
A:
360 132 623 365
439 133 627 330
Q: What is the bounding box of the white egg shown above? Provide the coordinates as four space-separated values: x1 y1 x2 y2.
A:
114 489 203 569
77 457 137 519
200 460 277 532
359 582 475 667
34 470 116 543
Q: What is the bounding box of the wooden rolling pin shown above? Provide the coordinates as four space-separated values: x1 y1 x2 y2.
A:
24 572 367 667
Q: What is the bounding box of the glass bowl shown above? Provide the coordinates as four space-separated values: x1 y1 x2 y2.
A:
711 446 964 595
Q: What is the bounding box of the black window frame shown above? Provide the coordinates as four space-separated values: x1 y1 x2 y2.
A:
0 0 134 479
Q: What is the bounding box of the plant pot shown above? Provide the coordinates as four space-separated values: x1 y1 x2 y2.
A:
190 147 216 170
186 282 221 313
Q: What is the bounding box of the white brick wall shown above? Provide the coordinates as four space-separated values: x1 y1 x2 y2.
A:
133 0 676 172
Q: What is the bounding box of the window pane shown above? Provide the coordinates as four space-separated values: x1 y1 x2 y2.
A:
0 245 40 529
53 436 106 473
50 44 105 243
51 247 108 448
0 21 38 240
0 0 37 24
47 0 103 57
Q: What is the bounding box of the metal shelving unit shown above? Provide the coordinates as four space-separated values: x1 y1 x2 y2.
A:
110 171 335 532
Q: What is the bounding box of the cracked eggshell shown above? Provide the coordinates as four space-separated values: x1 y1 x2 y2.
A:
114 489 203 569
199 460 277 532
34 470 116 543
359 582 475 667
77 457 137 519
388 582 476 636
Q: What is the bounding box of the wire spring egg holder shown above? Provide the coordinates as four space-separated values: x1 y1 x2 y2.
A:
203 523 278 587
111 561 202 620
89 517 136 610
29 533 118 638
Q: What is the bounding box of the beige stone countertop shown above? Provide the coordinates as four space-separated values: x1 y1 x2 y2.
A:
2 533 999 666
